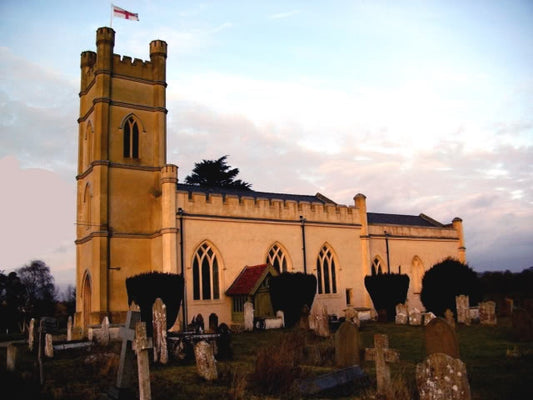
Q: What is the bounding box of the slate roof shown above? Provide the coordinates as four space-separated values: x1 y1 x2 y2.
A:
226 264 277 296
367 212 444 227
176 183 330 204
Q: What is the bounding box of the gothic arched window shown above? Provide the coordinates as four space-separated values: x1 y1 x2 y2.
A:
316 245 337 294
266 243 288 272
372 257 384 275
192 242 220 301
123 116 139 158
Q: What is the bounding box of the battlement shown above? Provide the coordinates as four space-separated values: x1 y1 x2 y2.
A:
112 54 156 80
150 40 168 58
161 164 178 184
96 27 115 46
176 189 359 225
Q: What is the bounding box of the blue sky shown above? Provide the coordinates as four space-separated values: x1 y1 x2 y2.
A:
0 0 532 286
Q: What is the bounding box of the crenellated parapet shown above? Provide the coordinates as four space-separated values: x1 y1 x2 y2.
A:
176 189 360 225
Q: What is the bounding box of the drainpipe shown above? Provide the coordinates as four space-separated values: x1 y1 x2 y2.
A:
300 216 307 274
178 208 187 330
385 231 391 274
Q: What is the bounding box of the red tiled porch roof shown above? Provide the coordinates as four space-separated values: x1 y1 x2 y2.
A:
226 264 277 296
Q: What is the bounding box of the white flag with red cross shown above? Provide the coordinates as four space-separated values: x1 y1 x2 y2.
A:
112 4 139 21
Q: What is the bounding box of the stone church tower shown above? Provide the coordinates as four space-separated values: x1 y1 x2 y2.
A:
75 28 178 330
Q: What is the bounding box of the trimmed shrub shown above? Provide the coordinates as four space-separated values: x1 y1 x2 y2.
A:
420 258 482 317
270 272 317 328
364 273 410 321
125 272 184 335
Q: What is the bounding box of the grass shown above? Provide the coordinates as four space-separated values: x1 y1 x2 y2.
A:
1 317 532 399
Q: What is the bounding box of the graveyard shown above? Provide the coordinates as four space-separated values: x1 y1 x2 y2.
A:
1 310 532 400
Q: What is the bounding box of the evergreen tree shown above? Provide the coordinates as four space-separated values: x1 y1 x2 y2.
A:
185 155 252 190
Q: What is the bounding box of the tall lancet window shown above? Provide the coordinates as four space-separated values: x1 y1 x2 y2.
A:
266 243 289 272
123 116 139 158
192 242 220 301
316 245 337 294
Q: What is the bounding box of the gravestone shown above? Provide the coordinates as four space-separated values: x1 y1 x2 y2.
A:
244 302 254 331
365 334 399 398
152 298 168 364
423 312 436 326
334 321 360 368
424 317 460 359
502 297 514 317
511 308 533 341
134 321 152 400
479 301 497 325
445 309 456 329
7 343 17 371
195 313 205 332
216 323 232 360
28 318 35 351
395 303 408 325
456 295 470 325
299 304 311 330
315 304 330 337
209 313 218 333
416 353 471 400
100 316 111 346
469 307 479 323
344 307 360 327
67 316 73 341
276 310 285 327
194 340 218 381
409 308 422 326
113 309 142 398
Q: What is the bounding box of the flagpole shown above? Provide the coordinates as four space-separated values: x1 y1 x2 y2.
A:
110 3 113 28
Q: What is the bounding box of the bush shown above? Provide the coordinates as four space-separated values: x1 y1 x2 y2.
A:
364 273 410 321
125 272 184 335
269 272 317 328
420 258 482 317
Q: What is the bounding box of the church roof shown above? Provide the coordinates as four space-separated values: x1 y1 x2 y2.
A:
367 212 444 227
176 183 331 204
226 264 278 296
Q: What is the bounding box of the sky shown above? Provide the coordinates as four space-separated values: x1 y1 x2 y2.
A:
0 0 532 287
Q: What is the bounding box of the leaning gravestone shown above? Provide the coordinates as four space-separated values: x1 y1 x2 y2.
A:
335 321 360 368
194 340 218 381
456 295 470 325
152 298 168 364
244 302 254 331
424 317 460 359
134 321 152 400
365 334 399 398
479 301 497 325
416 353 471 400
395 303 408 325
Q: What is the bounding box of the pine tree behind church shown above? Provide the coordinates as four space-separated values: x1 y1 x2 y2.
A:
185 155 252 190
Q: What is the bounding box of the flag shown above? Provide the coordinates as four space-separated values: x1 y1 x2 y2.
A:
112 4 139 21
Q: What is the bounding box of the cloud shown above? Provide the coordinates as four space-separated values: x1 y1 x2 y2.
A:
269 10 301 20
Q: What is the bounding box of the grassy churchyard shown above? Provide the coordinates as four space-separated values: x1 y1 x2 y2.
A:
1 316 532 400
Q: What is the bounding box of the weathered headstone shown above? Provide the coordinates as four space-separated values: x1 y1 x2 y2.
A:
445 309 456 329
469 307 479 323
334 321 360 368
479 301 497 325
244 302 254 331
100 316 111 346
7 343 17 371
134 321 152 400
114 309 141 397
511 308 533 341
276 310 285 328
423 312 437 326
424 317 460 359
344 307 360 327
315 304 330 337
409 308 422 326
299 304 311 330
28 318 35 351
45 333 54 358
209 313 219 333
67 315 73 341
416 353 471 400
152 298 168 364
194 340 218 381
365 334 399 398
395 303 408 325
456 295 470 325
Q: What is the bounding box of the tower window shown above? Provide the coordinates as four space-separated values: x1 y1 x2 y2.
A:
123 116 139 158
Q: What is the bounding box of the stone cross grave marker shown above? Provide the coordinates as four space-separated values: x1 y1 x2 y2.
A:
114 309 141 396
395 303 408 325
134 321 152 400
479 301 497 325
335 320 360 368
424 317 460 359
365 334 399 398
244 302 254 331
152 298 168 364
445 309 456 328
416 352 471 400
194 340 218 380
456 295 470 325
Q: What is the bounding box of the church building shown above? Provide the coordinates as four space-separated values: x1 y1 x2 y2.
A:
75 28 466 331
